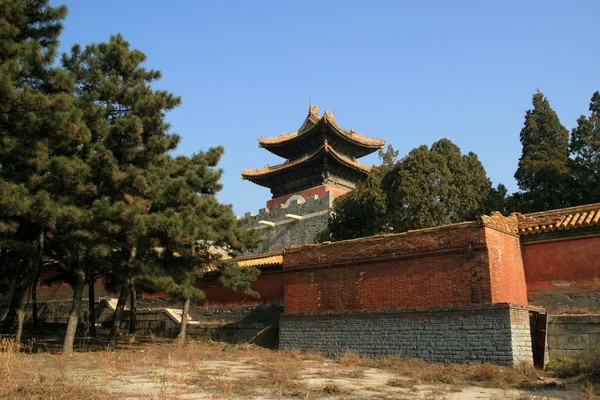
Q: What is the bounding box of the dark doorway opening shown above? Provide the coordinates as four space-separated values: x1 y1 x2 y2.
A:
529 311 548 369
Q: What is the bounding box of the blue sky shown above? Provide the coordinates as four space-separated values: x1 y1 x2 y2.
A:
51 1 600 215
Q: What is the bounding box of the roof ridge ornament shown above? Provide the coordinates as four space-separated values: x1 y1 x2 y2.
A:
309 104 319 116
481 211 518 233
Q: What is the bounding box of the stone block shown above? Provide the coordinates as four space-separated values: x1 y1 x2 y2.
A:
549 334 589 350
590 334 600 350
550 323 600 335
566 349 590 359
280 305 529 366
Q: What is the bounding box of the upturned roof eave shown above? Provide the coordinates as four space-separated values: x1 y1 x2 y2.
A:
241 144 371 184
257 115 385 152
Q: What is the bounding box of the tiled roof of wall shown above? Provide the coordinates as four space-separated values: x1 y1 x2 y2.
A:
517 203 600 236
234 252 283 267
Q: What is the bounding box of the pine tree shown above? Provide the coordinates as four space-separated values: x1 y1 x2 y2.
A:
62 34 260 347
485 184 509 215
61 34 182 348
323 145 398 241
324 141 493 241
514 91 572 212
570 91 600 205
383 139 491 233
0 0 88 342
140 151 260 343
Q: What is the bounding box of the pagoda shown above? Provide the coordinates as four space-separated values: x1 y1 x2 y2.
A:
242 105 385 210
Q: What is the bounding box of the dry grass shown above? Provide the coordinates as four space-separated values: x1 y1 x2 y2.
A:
1 338 109 400
546 354 600 379
545 353 600 398
0 337 593 399
386 377 417 388
335 350 545 389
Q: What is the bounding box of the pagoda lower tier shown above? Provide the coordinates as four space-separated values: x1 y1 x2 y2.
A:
242 142 372 198
265 184 347 211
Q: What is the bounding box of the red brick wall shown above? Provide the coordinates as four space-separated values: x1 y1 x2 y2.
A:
34 277 114 302
266 185 347 211
485 227 528 305
522 236 600 290
195 272 285 308
284 223 496 313
284 252 492 313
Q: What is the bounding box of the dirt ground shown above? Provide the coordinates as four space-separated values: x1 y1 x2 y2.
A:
1 337 596 400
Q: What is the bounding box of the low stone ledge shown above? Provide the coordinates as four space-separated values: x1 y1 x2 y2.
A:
282 302 543 317
550 314 600 324
280 304 532 366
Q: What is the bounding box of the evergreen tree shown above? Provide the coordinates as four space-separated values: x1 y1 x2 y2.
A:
514 91 572 212
322 145 397 241
324 141 493 241
62 34 260 347
61 34 182 348
570 91 600 205
485 184 509 215
140 151 260 343
0 0 88 342
383 139 491 233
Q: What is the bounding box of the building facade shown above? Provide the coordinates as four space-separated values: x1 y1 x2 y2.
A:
240 105 384 254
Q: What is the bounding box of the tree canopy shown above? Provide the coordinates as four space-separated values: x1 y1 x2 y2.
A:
570 92 600 205
513 91 572 212
0 0 88 343
0 1 259 350
324 140 494 241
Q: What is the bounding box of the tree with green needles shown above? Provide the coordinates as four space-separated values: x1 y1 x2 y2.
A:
0 0 89 343
62 34 183 348
140 151 260 343
514 91 572 212
382 139 491 233
570 91 600 205
323 140 494 241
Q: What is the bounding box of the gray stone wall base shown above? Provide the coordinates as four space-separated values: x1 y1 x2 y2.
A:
547 314 600 361
279 304 533 366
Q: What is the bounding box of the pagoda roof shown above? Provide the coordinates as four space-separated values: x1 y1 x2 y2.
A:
242 140 371 186
258 105 384 159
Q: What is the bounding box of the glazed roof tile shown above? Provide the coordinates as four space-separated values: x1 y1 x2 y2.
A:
258 105 385 148
234 252 283 267
241 140 372 178
517 203 600 236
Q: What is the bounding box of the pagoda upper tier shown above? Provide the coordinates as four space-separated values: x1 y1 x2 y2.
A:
258 105 385 160
242 105 385 199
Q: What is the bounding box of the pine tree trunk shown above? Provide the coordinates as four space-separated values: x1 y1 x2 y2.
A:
3 277 30 343
178 298 190 345
108 283 129 348
30 230 44 332
63 265 85 355
31 267 41 329
0 304 8 322
128 286 136 339
14 286 28 343
87 275 97 337
1 285 21 333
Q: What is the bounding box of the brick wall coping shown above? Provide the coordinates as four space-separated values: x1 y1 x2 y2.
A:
283 242 488 271
285 221 481 254
285 214 519 257
282 302 544 317
549 314 600 324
